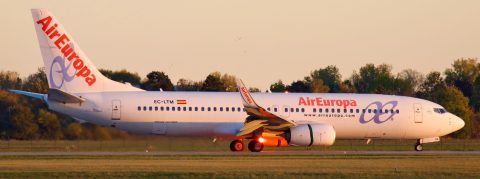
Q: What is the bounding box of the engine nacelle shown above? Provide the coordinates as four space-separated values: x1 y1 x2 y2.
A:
285 124 336 146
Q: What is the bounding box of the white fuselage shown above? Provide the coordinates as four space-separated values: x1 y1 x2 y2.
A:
47 91 464 140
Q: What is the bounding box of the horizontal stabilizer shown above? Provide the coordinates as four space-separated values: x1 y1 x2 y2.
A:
48 89 85 103
9 90 45 100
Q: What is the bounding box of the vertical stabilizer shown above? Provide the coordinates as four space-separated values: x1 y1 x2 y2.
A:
31 9 142 93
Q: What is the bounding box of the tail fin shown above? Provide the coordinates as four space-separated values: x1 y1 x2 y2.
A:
31 9 142 93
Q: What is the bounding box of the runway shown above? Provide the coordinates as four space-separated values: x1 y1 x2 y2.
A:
1 150 480 156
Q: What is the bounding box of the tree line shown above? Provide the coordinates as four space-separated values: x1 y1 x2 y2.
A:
0 58 479 140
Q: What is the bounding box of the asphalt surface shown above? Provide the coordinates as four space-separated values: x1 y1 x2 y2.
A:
1 150 480 156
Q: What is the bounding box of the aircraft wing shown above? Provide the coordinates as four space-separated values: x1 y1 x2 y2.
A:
235 79 296 137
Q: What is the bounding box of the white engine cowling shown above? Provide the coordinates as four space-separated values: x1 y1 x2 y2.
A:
286 124 336 146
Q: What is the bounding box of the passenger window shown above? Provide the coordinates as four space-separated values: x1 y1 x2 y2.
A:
344 109 347 113
214 107 217 111
155 106 158 111
396 109 400 114
385 109 388 113
189 107 192 111
178 107 181 111
350 109 353 113
194 107 198 111
390 109 394 113
172 107 176 111
290 108 294 112
226 107 229 112
285 108 288 112
313 108 317 113
368 109 371 113
331 108 335 113
149 106 152 111
356 109 360 113
274 108 278 112
337 109 341 113
238 107 241 112
220 107 223 112
295 108 299 112
267 107 271 111
166 107 170 111
373 109 377 114
301 108 305 112
232 107 235 112
319 108 323 113
137 106 141 111
208 107 211 111
183 107 187 111
143 106 147 111
325 108 329 113
161 106 164 111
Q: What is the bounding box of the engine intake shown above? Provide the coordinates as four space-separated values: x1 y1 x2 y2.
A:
285 124 336 146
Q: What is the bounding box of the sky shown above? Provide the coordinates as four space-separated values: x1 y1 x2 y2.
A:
1 0 480 90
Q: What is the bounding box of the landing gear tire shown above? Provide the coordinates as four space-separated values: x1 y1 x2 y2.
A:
230 140 244 152
248 140 264 152
415 143 423 151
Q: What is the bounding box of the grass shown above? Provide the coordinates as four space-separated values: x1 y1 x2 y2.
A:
1 137 480 152
0 155 479 178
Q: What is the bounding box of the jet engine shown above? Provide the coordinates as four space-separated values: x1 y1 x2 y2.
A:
285 124 336 146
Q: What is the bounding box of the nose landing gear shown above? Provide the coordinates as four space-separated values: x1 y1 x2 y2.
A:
415 140 423 151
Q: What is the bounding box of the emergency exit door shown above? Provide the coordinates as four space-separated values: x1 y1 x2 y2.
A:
413 103 423 123
111 100 121 120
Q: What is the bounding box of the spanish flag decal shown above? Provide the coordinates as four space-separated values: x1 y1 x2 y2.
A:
177 99 187 105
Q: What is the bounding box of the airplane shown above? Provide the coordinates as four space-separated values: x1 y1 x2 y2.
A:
10 9 465 152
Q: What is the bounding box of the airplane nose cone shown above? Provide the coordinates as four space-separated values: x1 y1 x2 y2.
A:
452 116 465 132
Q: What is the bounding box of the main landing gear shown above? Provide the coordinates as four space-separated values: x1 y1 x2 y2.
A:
415 139 423 151
229 139 264 152
248 140 264 152
230 140 244 152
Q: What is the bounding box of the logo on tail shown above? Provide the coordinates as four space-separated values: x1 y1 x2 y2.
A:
36 16 96 86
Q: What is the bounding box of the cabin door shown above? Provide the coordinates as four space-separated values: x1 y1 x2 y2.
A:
413 103 423 123
111 100 121 120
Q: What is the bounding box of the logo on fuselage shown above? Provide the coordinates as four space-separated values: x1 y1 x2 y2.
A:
359 101 399 124
298 97 357 108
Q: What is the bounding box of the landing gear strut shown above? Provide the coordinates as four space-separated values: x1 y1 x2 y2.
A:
415 140 423 151
230 140 244 152
248 139 264 152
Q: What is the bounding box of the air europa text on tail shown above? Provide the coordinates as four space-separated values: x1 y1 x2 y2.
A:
37 16 96 86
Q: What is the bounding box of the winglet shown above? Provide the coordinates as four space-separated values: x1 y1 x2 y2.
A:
235 78 259 108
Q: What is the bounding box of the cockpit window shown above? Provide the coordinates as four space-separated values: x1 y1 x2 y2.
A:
434 108 448 114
